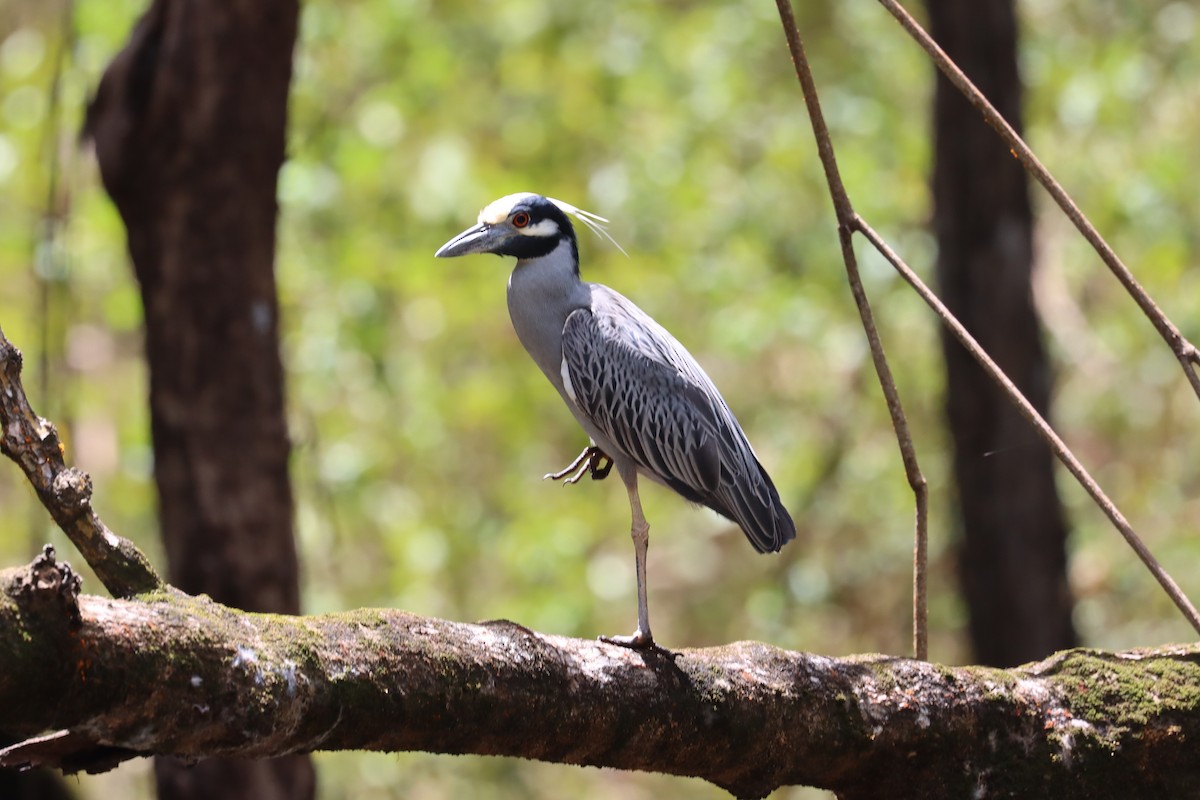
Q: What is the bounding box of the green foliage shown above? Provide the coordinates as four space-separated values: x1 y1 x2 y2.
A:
0 0 1198 797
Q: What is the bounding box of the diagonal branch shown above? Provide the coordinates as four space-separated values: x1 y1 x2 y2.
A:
850 215 1200 635
877 0 1200 402
774 0 929 661
1 551 1198 800
0 325 161 598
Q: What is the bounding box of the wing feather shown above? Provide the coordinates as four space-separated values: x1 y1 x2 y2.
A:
561 287 795 553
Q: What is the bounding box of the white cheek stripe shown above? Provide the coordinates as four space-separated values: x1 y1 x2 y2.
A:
560 356 577 404
520 218 560 238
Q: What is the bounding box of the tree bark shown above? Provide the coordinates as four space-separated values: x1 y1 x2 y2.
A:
927 0 1077 666
1 550 1198 800
84 1 311 797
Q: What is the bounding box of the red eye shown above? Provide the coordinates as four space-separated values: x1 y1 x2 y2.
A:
512 211 531 228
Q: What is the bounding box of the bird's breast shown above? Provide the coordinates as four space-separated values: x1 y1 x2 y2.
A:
505 261 588 391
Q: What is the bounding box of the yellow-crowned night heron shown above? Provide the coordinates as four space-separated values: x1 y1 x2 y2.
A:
436 193 795 647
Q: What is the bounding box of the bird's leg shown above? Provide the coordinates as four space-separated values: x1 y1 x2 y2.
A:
600 475 654 649
544 445 612 485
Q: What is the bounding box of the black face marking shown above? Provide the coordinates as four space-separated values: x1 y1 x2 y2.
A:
493 196 579 262
496 229 562 259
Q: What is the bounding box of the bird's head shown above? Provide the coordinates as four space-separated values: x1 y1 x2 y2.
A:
434 192 624 261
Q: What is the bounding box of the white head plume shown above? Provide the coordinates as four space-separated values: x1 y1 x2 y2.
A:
546 197 628 257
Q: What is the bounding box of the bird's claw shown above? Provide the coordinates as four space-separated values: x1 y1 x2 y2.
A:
599 629 655 649
544 446 612 485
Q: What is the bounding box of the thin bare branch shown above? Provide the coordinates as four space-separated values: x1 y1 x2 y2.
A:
877 0 1200 403
774 0 928 660
851 215 1200 636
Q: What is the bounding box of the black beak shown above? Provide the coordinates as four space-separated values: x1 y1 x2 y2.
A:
435 222 505 258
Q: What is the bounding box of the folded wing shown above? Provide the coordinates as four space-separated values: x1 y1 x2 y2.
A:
561 287 795 553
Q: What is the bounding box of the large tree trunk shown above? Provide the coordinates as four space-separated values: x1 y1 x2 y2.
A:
85 1 313 797
927 0 1078 666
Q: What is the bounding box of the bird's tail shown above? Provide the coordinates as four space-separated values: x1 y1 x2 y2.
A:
716 455 796 554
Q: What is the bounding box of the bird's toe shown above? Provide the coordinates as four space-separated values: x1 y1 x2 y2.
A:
599 629 655 649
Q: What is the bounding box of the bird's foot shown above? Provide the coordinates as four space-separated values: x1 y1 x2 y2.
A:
599 628 655 649
589 451 614 480
544 446 613 485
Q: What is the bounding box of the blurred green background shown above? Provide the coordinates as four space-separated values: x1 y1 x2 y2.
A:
1 0 1198 797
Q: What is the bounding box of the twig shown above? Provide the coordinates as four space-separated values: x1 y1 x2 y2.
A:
774 0 928 661
851 216 1200 635
877 0 1200 403
0 326 161 598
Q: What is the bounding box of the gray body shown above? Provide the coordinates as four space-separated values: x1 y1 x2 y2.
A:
437 192 794 646
506 239 793 554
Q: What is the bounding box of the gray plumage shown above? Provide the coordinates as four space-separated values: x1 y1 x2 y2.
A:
561 289 791 554
436 192 795 647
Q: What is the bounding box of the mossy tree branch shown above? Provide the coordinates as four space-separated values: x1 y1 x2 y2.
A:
0 548 1197 799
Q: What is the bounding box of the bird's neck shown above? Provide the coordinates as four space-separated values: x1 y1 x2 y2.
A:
506 238 589 381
